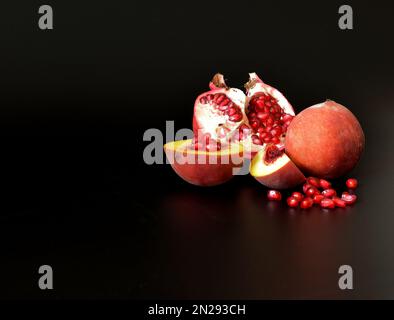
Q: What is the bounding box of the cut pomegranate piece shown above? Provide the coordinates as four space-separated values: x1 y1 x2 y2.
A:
244 73 295 149
193 74 248 145
164 139 244 186
250 144 305 189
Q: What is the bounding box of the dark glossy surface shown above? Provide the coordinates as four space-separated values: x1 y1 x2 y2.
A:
0 0 394 299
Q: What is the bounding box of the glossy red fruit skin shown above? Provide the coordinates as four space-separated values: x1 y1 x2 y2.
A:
267 190 282 201
285 100 365 179
346 178 358 189
305 186 319 197
307 177 320 188
291 192 304 202
321 188 337 198
320 198 335 209
300 197 314 209
287 196 299 208
319 179 331 189
341 192 357 205
313 194 325 204
333 197 347 208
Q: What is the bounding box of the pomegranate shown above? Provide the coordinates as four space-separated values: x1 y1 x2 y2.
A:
192 74 248 145
244 73 295 149
250 143 306 189
164 139 244 186
285 100 365 179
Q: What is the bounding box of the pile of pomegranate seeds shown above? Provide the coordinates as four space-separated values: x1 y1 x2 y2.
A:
247 93 294 145
267 177 359 210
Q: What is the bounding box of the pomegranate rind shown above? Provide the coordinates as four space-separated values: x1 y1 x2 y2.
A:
250 144 305 189
164 139 244 187
285 100 365 179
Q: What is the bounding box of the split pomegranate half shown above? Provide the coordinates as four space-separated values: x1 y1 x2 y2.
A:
192 73 296 158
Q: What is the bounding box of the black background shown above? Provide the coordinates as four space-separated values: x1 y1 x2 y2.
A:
0 0 393 299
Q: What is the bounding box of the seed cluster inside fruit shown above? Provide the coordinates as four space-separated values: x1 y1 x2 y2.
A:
266 177 359 210
264 144 284 164
247 93 294 145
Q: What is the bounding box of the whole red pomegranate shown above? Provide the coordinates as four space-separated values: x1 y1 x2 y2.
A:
285 100 365 179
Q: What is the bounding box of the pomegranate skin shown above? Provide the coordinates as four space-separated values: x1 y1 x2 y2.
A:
285 100 365 179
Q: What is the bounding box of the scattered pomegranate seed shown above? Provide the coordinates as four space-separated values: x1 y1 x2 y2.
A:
333 197 347 208
307 177 320 188
300 197 314 209
319 179 331 189
303 183 312 194
267 190 282 201
313 194 325 204
320 198 335 209
321 188 337 198
341 193 357 205
287 196 299 208
291 192 304 202
346 178 358 189
305 186 319 197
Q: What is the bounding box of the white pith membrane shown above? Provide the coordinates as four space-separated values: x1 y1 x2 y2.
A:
250 144 289 177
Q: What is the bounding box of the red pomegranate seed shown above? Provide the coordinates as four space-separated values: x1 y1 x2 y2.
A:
219 104 229 111
307 177 320 188
229 113 242 122
287 196 299 208
313 194 325 204
265 101 272 107
215 94 225 104
257 127 265 134
267 190 282 201
321 189 337 198
200 97 208 104
341 193 357 205
305 186 319 197
271 137 280 144
320 198 335 209
300 197 314 209
257 112 269 120
303 183 312 194
346 178 358 189
219 98 229 106
319 179 331 189
206 94 214 101
291 192 304 202
226 107 237 116
255 99 265 109
333 197 347 208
